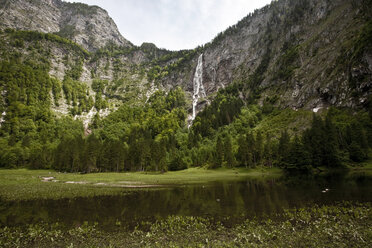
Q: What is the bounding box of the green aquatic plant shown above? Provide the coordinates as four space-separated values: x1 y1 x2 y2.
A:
0 202 370 248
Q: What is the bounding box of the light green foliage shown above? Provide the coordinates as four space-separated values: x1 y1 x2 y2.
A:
254 108 313 138
91 79 108 110
62 78 94 115
0 59 60 168
64 59 83 81
52 88 188 172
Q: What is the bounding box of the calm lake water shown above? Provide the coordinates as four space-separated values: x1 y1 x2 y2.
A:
1 171 371 230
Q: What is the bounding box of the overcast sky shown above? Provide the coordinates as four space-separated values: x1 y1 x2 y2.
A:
64 0 272 50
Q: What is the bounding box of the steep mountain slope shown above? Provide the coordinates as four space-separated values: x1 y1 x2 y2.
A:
0 0 132 51
1 0 370 119
160 0 371 112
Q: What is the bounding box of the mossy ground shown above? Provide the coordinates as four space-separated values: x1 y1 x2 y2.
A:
0 167 282 201
0 202 370 248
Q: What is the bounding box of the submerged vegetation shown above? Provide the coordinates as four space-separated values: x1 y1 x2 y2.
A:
0 202 370 247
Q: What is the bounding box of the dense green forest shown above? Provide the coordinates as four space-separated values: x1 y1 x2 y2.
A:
0 51 371 173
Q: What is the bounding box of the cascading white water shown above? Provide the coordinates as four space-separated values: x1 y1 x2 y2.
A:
0 111 6 126
191 54 207 121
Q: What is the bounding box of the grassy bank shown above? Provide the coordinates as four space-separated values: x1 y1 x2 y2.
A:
344 157 372 177
0 167 282 201
0 202 370 248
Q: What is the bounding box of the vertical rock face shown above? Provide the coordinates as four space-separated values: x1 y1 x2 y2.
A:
0 0 132 51
162 0 371 110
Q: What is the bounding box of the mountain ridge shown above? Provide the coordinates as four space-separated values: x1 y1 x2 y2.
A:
0 0 371 121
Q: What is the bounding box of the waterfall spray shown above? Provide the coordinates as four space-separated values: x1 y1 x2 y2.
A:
191 54 207 122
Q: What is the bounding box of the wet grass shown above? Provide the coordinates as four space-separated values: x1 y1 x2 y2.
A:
348 157 372 176
0 202 370 248
0 167 282 201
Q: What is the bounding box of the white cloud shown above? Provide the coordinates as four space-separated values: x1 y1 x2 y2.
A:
63 0 272 50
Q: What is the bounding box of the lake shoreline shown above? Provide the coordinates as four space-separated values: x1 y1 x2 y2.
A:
0 167 282 201
1 163 371 201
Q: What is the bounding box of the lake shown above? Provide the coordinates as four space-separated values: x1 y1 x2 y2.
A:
1 171 371 230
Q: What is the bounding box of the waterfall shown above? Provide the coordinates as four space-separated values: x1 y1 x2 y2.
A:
0 111 6 127
191 54 206 121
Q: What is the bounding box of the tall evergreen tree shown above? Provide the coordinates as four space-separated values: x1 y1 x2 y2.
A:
237 135 249 167
303 114 324 167
224 134 235 167
246 132 255 167
215 135 224 168
263 134 273 167
323 113 341 167
278 130 290 167
255 132 263 164
284 135 312 172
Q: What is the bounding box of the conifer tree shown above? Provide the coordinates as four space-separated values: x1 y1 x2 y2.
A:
303 114 324 167
323 113 341 167
224 134 235 167
285 135 311 172
278 130 290 167
237 135 249 167
263 134 273 167
215 135 224 167
246 132 255 167
255 132 263 164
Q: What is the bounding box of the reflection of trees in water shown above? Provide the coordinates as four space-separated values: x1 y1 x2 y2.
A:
1 174 371 230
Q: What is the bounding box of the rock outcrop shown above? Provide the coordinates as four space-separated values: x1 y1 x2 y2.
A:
0 0 132 51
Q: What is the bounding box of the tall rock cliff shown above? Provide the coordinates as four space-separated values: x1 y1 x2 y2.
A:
160 0 371 112
0 0 132 51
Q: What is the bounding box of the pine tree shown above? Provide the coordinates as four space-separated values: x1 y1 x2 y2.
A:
255 132 263 164
278 130 290 167
215 135 224 168
237 135 249 167
263 134 273 167
323 113 341 167
224 134 235 167
348 121 369 162
84 134 101 172
246 132 255 167
285 135 312 172
303 114 324 167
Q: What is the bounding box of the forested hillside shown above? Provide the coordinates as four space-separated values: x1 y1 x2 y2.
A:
0 0 371 173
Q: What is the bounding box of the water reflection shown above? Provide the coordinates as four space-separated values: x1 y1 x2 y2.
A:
1 172 371 229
